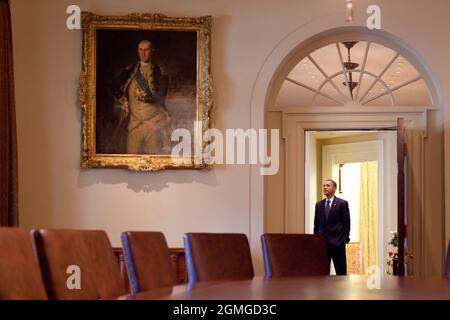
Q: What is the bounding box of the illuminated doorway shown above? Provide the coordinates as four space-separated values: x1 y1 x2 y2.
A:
304 130 396 275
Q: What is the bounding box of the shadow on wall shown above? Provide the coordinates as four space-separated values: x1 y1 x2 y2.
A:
77 168 219 192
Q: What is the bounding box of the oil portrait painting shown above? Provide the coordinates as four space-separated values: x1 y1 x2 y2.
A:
80 13 212 170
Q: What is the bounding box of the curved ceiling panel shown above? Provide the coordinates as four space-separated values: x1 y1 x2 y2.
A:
276 41 431 107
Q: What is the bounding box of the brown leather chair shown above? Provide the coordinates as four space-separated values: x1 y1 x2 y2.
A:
121 231 176 294
261 233 330 277
0 227 47 299
445 240 450 278
32 229 126 299
183 233 254 284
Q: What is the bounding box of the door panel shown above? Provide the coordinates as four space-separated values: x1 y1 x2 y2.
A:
397 118 406 276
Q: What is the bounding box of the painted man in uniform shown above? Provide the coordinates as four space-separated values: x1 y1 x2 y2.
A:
113 40 170 154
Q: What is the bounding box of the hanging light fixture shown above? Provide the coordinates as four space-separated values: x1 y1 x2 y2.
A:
345 0 354 22
342 41 359 99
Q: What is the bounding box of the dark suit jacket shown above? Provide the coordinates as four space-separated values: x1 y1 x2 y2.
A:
314 197 350 248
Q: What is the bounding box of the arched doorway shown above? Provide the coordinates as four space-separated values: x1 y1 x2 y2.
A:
251 26 443 277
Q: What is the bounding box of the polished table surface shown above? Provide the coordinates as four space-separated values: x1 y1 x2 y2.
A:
126 275 450 300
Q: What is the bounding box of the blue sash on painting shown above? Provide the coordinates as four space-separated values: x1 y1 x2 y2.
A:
135 67 154 99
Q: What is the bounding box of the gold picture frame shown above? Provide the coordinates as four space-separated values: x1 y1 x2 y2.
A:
80 12 213 171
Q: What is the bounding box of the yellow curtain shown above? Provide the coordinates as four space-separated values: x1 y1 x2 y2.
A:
360 161 378 274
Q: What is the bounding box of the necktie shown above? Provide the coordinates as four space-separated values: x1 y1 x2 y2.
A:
324 200 331 221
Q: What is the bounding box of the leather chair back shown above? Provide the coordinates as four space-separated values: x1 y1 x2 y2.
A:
0 227 47 299
121 231 176 294
184 233 254 284
32 229 125 299
261 233 329 277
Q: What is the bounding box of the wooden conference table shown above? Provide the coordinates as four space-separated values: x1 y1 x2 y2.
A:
126 275 450 300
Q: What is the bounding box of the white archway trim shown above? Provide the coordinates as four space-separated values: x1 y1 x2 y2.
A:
250 22 442 276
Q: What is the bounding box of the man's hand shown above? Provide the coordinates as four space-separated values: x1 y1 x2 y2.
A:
135 88 148 102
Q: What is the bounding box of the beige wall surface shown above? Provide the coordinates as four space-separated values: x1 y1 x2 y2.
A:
10 0 450 274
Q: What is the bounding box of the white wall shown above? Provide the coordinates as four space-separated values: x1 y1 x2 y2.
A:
11 0 260 249
10 0 450 275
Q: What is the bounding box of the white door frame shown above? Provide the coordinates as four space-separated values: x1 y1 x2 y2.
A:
281 106 427 235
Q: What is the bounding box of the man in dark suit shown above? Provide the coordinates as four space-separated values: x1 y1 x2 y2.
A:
314 179 351 275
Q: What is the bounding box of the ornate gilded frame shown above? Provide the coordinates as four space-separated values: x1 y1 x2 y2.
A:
80 12 213 171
